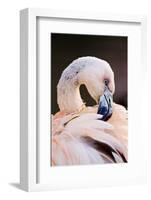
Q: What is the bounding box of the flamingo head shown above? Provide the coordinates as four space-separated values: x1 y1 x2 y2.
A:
57 56 115 119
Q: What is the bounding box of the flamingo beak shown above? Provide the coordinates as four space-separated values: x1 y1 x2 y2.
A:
97 86 113 121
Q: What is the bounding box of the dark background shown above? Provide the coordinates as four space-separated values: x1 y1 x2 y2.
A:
51 33 127 114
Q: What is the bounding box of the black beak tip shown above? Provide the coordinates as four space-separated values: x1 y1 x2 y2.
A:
97 91 113 121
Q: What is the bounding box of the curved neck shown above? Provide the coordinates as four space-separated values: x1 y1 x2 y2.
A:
57 82 86 113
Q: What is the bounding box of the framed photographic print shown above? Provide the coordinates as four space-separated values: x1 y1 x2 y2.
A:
20 8 147 191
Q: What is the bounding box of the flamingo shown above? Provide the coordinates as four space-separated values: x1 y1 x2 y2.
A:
52 56 128 166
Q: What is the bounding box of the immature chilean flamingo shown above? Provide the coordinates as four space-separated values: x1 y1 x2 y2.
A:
52 56 128 166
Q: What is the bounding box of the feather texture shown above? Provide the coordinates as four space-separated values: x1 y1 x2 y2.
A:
52 103 128 166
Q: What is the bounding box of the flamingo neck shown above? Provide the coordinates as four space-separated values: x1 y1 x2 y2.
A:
57 83 86 114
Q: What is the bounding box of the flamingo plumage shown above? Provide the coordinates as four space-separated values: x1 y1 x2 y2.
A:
52 56 128 166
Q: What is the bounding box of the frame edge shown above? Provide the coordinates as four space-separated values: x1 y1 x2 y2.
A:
20 8 29 191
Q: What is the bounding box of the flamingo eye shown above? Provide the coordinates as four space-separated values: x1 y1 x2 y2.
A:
104 79 109 86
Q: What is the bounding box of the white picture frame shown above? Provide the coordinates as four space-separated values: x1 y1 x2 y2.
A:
20 8 147 191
